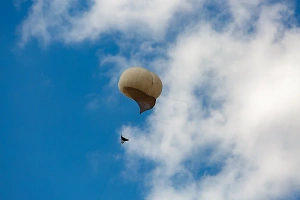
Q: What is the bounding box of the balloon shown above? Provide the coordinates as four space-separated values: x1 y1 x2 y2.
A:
118 67 163 114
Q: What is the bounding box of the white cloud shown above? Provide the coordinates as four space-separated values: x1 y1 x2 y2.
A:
118 3 300 200
19 0 201 45
19 0 300 199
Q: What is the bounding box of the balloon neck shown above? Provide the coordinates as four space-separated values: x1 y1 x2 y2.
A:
139 102 152 114
123 87 156 114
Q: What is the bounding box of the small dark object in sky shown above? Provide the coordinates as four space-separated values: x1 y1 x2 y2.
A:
121 135 129 144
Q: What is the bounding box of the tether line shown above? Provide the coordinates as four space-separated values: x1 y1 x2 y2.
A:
97 148 120 200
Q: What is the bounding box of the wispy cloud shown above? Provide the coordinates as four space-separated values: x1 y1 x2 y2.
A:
41 79 53 87
19 0 203 46
14 0 28 11
84 93 102 111
40 73 54 88
86 150 102 174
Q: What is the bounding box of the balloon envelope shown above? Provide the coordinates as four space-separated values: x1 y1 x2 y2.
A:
118 67 163 113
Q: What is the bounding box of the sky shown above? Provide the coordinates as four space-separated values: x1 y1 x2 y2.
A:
1 0 300 200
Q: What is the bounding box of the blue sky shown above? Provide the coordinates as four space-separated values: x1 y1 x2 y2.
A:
2 1 300 200
1 2 144 200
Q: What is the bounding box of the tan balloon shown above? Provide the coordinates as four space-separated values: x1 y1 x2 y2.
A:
118 67 163 113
